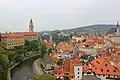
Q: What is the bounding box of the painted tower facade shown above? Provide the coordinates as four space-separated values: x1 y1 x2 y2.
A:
29 19 34 32
116 21 120 35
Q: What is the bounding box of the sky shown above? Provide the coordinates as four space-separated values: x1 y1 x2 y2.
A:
0 0 120 32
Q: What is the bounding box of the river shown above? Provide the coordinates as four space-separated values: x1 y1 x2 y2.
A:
11 56 39 80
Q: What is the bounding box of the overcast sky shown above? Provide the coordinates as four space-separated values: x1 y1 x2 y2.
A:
0 0 120 32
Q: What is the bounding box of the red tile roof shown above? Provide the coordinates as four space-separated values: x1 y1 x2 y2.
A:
1 33 24 38
97 50 108 57
91 57 120 76
54 66 64 77
23 32 37 36
63 59 70 73
61 47 70 51
111 55 120 62
83 64 89 73
44 40 53 46
116 62 120 71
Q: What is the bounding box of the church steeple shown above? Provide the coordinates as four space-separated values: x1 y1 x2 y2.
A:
116 21 120 35
117 21 119 28
29 19 34 32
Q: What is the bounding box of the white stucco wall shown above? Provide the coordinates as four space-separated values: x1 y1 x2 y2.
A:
74 66 82 80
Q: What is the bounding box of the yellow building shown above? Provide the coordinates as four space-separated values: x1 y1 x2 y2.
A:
0 19 38 49
1 33 24 49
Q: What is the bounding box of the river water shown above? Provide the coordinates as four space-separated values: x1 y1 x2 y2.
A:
11 57 39 80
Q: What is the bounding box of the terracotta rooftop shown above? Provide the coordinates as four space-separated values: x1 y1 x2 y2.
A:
91 57 120 76
1 33 24 38
23 32 37 36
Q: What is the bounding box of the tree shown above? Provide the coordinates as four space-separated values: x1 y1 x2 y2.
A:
24 40 39 51
39 43 47 58
0 42 9 80
0 32 1 41
57 59 63 66
80 54 88 63
70 33 73 39
41 34 50 41
47 48 52 55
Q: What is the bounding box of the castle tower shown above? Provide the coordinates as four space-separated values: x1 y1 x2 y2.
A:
29 19 34 32
116 21 120 35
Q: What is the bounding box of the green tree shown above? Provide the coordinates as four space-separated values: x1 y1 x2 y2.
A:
57 59 63 66
0 32 1 41
80 54 88 63
41 34 50 41
24 40 39 51
0 42 9 80
39 43 47 58
47 47 52 55
70 33 73 39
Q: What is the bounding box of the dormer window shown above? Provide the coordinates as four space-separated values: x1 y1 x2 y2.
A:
113 70 116 72
101 69 103 72
107 70 109 72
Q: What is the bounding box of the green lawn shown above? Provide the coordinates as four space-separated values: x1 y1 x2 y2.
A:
33 75 54 80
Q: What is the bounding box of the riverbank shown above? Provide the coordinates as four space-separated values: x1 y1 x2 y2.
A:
33 58 44 75
8 54 40 80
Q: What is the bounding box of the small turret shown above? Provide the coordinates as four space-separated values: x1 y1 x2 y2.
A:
116 21 120 35
29 19 34 32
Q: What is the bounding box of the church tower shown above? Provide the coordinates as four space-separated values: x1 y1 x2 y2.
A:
29 19 34 32
116 21 120 35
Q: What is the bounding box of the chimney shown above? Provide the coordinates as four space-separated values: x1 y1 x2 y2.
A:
5 31 7 34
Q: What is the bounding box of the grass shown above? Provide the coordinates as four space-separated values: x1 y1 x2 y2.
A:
33 75 54 80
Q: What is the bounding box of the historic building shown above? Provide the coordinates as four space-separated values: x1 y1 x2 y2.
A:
1 19 38 49
1 32 24 49
29 19 34 32
24 19 38 41
116 21 120 35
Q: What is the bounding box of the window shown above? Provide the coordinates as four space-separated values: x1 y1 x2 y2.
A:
78 68 79 71
107 70 109 72
113 70 116 72
77 76 79 78
101 69 103 72
78 72 79 74
105 64 107 66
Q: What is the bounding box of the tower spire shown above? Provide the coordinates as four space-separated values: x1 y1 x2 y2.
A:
30 18 33 24
29 19 34 32
117 21 119 28
116 21 120 35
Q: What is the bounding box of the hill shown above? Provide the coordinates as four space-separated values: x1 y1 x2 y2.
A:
61 24 116 33
38 24 117 35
